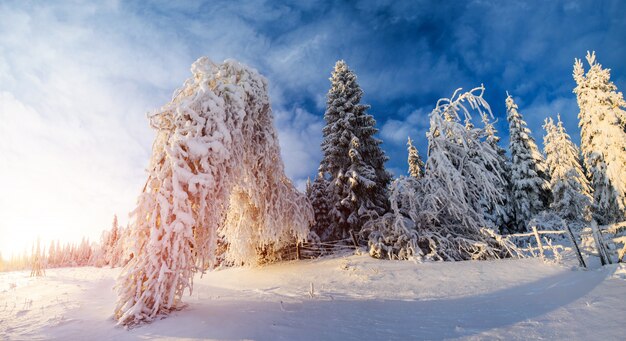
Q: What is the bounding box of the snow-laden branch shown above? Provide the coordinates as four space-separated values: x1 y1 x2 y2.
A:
115 58 313 326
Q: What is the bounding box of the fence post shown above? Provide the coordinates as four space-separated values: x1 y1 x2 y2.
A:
296 241 301 260
563 220 586 268
350 230 359 249
591 220 611 265
532 224 545 262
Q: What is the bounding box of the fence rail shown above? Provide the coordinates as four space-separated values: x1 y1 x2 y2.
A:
506 221 586 268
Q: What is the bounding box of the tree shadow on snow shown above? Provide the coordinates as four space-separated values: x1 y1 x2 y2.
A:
130 267 608 341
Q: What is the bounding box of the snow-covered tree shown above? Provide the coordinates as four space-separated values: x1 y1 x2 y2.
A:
543 115 592 226
115 58 313 326
365 87 518 261
101 215 121 267
573 51 626 224
407 137 424 179
480 113 513 233
320 60 391 240
30 239 45 277
506 93 551 232
307 171 333 240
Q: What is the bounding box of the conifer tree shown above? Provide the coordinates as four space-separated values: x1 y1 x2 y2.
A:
407 137 424 179
107 214 120 267
307 171 333 240
506 93 551 232
480 113 513 232
543 115 592 226
366 86 517 260
319 60 391 239
573 51 626 224
48 240 56 268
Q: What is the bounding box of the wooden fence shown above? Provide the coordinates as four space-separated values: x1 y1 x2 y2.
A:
506 222 586 268
285 221 625 267
506 220 626 268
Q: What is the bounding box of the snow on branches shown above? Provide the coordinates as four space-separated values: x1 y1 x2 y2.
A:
115 58 313 326
365 86 518 261
543 115 591 227
506 94 551 232
573 51 626 224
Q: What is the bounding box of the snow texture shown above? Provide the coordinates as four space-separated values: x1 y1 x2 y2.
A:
2 256 626 340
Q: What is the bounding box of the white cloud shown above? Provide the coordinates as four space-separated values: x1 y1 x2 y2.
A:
380 108 429 145
0 1 327 256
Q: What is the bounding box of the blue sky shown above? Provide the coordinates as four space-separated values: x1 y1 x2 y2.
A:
1 0 625 255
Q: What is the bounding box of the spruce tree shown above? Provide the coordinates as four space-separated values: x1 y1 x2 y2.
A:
320 60 391 239
480 113 513 232
307 171 333 240
573 51 626 224
407 137 424 179
543 115 592 226
506 93 551 232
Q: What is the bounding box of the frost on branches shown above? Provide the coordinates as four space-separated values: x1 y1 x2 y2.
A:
115 58 313 326
543 115 591 227
573 51 626 224
506 94 551 232
365 87 518 261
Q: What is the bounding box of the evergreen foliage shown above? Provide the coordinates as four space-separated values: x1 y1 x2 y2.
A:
307 172 333 240
506 94 551 231
480 113 513 233
319 60 391 240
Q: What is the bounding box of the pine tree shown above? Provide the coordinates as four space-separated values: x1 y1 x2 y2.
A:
506 93 551 232
407 137 424 179
480 112 513 232
320 60 391 240
543 115 592 226
573 51 626 224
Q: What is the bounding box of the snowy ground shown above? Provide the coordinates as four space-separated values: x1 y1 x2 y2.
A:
1 254 625 340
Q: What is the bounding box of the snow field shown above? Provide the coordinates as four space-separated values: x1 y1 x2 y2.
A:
2 255 626 340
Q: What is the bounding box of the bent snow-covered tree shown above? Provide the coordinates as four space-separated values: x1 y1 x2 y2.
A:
366 87 518 261
115 58 313 326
